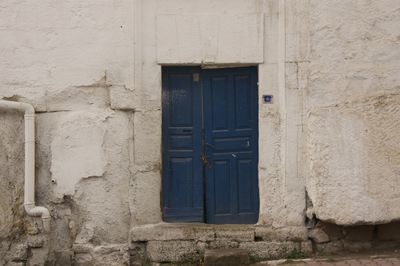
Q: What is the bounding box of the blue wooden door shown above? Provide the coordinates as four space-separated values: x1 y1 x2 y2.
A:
203 67 259 224
162 67 204 222
162 66 259 224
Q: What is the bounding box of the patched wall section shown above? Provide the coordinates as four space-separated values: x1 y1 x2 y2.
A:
305 0 400 225
50 111 107 197
34 96 133 265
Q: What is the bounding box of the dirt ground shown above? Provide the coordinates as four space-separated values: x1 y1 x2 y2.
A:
254 249 400 266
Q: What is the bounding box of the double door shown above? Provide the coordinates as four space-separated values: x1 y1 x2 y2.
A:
162 66 259 224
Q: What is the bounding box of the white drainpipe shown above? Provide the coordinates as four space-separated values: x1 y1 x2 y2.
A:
0 100 51 232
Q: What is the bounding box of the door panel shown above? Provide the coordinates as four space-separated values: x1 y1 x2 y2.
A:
210 76 230 130
203 67 259 224
234 75 252 129
213 160 231 215
237 159 255 213
162 67 204 222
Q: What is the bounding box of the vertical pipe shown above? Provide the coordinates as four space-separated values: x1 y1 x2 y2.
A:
0 100 50 232
24 113 35 207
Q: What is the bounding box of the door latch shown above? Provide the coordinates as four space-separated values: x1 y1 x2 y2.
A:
200 154 209 166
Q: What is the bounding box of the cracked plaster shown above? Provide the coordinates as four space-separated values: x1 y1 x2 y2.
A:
0 0 399 264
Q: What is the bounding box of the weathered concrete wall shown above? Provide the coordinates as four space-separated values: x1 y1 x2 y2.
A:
305 0 400 225
0 105 134 264
0 1 135 264
0 0 399 264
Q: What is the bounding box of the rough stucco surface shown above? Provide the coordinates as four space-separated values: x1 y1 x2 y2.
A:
37 108 132 233
305 0 400 225
0 111 24 240
307 93 400 224
0 0 399 264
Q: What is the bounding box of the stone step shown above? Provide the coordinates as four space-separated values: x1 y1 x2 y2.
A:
204 248 250 266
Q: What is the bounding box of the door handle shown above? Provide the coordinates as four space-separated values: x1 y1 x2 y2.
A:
200 154 209 166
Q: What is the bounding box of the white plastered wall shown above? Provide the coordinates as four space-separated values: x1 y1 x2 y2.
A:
304 0 400 225
1 2 398 255
0 0 136 249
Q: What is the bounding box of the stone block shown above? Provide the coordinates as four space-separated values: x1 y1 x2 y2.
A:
316 241 344 255
129 242 146 266
26 222 40 236
10 244 28 262
45 86 110 112
215 227 254 242
374 241 400 250
300 241 313 255
6 263 25 266
207 240 239 250
93 245 130 266
110 85 136 111
54 250 73 266
306 93 400 225
133 110 161 165
204 249 250 266
316 222 344 241
130 171 162 225
157 14 263 64
377 222 400 241
308 228 329 244
187 226 217 242
72 243 93 254
73 244 130 266
146 241 200 263
239 241 300 261
255 226 308 241
196 241 207 251
344 225 374 242
343 241 372 252
74 253 93 266
29 248 48 266
131 224 215 242
27 235 46 248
